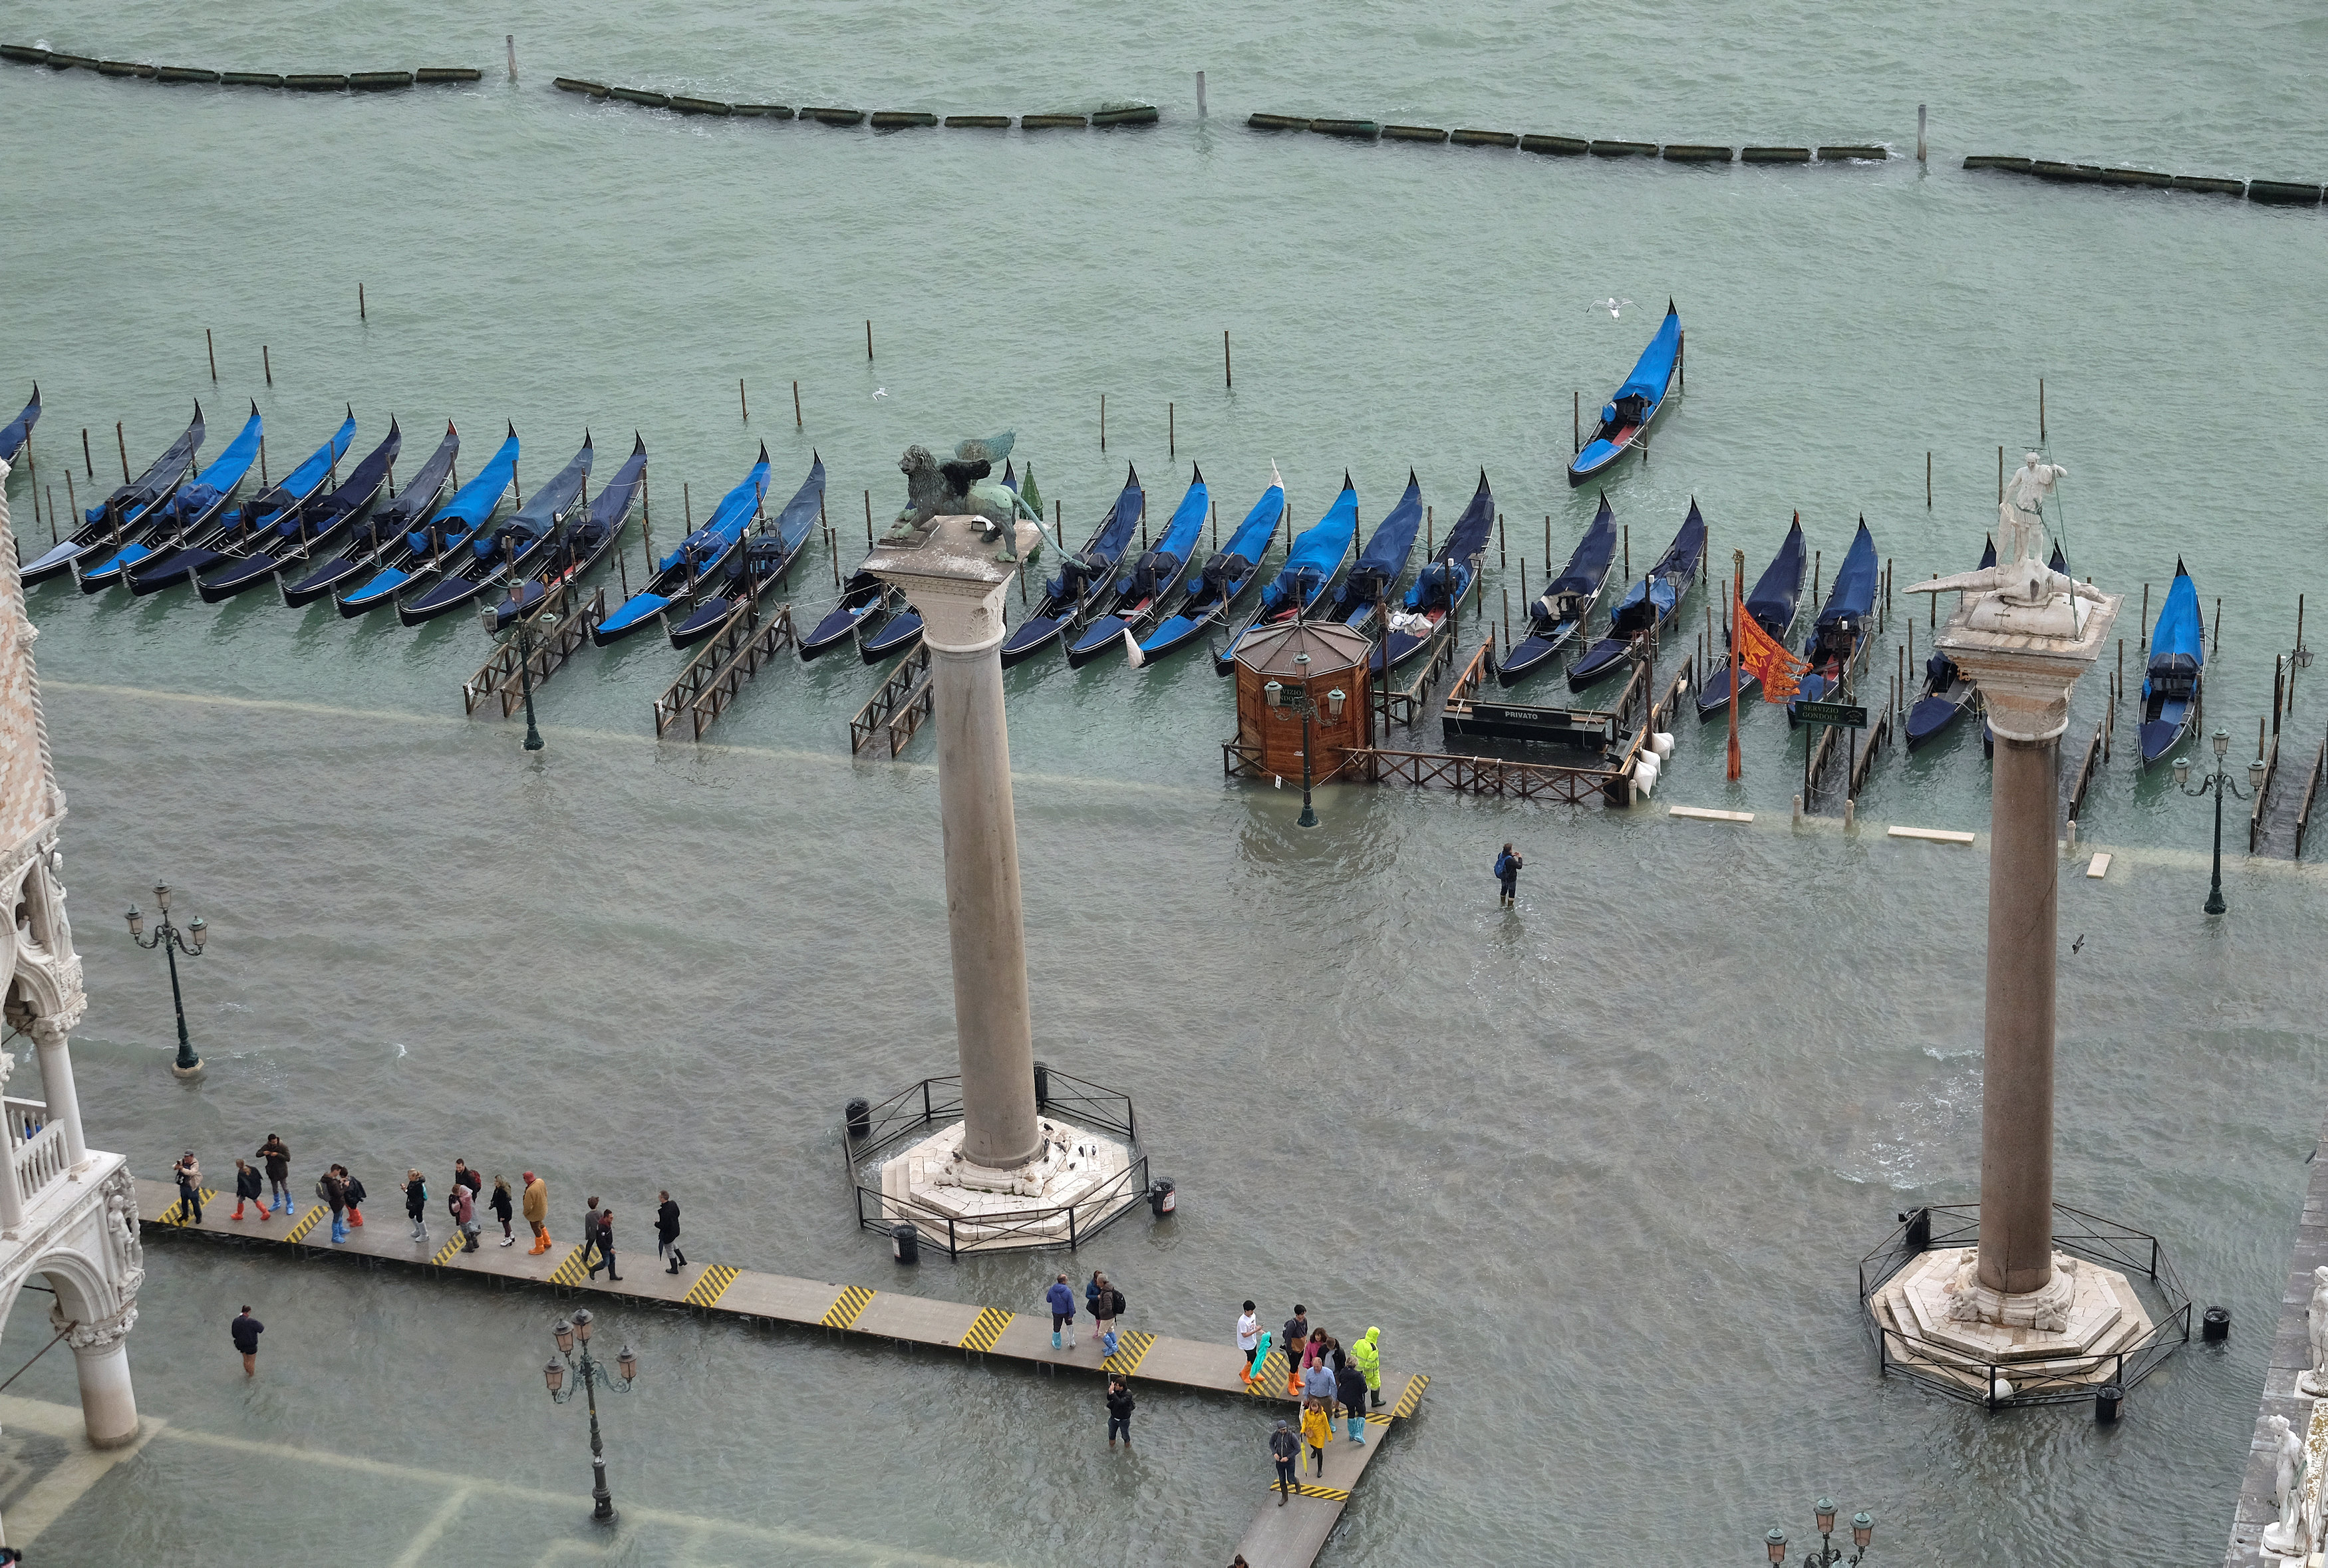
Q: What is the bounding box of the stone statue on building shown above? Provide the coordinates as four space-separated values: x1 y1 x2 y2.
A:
2302 1265 2328 1397
2264 1412 2311 1557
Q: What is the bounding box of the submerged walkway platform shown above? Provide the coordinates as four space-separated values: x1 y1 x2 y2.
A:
138 1179 1425 1566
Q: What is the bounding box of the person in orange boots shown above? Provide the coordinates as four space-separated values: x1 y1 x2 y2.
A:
522 1170 551 1254
230 1158 269 1222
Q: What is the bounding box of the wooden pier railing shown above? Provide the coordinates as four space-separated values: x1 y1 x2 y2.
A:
460 585 606 719
2251 727 2282 854
849 644 934 757
1376 616 1464 727
1326 746 1623 804
652 600 798 741
2063 719 2103 829
2296 736 2326 859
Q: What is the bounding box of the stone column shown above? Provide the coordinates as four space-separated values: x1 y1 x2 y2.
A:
57 1303 138 1448
865 515 1046 1171
30 1020 88 1172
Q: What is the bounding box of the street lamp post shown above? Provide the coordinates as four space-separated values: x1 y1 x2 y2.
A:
544 1307 639 1525
124 882 208 1079
479 574 559 753
2173 726 2265 915
1765 1499 1876 1567
1262 658 1345 831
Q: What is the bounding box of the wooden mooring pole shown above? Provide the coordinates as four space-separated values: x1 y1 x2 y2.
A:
206 328 218 382
1224 329 1232 389
793 380 802 430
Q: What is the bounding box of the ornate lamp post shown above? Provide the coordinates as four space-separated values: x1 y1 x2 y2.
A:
1262 661 1344 830
479 582 557 753
543 1307 638 1525
2172 727 2265 915
124 882 207 1080
1765 1499 1875 1566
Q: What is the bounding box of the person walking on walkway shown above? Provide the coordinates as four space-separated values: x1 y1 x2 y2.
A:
490 1175 515 1246
1302 1352 1337 1412
256 1133 293 1216
452 1159 482 1206
1352 1325 1383 1409
656 1191 686 1274
321 1166 349 1244
1337 1351 1370 1444
1236 1300 1260 1375
1495 842 1523 908
579 1196 604 1273
1105 1375 1134 1448
591 1208 621 1281
172 1151 204 1224
522 1172 551 1254
229 1305 263 1376
1280 1305 1308 1396
230 1158 269 1222
1269 1420 1299 1503
1046 1273 1078 1350
450 1181 478 1252
403 1169 428 1243
340 1165 366 1228
1300 1400 1334 1478
1091 1271 1123 1358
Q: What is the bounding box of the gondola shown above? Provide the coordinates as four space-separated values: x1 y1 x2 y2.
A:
1903 538 1997 749
132 406 358 597
1380 469 1493 673
335 424 519 618
486 434 647 630
200 422 402 603
1568 301 1681 487
800 568 899 662
1695 513 1807 720
280 421 458 608
1495 494 1618 687
84 404 267 594
1568 498 1708 690
666 453 825 647
398 434 593 625
2139 559 2204 767
592 443 771 647
21 403 204 586
1787 517 1878 723
0 386 37 463
1001 465 1143 668
1135 465 1286 666
1068 465 1207 668
1211 474 1358 675
1323 469 1424 638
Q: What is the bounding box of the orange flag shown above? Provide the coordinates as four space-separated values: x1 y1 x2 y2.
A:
1735 596 1810 703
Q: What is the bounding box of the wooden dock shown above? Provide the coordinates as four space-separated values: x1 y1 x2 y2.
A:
849 644 934 756
651 598 798 740
460 584 607 719
137 1177 1424 1566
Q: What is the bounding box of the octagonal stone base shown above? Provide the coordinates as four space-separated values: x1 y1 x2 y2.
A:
877 1114 1136 1251
1870 1246 2155 1395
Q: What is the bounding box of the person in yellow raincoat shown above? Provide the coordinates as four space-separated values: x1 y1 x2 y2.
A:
1299 1400 1334 1478
1351 1326 1383 1410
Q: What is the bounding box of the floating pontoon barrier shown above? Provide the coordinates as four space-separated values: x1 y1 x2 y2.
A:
2098 167 2174 188
1521 134 1588 155
1383 124 1447 143
2030 160 2102 183
2249 179 2324 206
732 104 792 118
1091 104 1159 126
1248 112 1310 131
1818 144 1889 161
349 70 412 89
1308 118 1379 139
154 65 221 84
220 71 283 87
0 45 49 64
609 86 668 108
870 110 937 128
285 74 348 91
945 113 1010 128
668 95 733 115
1961 154 2032 172
96 61 151 78
1662 143 1733 162
553 76 609 97
414 67 480 84
1590 139 1657 156
1022 112 1088 128
803 106 865 124
45 54 98 71
2174 174 2245 195
1742 146 1812 163
1451 128 1518 148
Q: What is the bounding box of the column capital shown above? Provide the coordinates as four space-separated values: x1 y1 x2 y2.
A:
53 1299 136 1352
865 514 1043 656
1936 588 2121 743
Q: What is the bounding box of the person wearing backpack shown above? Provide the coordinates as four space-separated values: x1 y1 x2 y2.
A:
1090 1271 1125 1357
1495 843 1523 907
341 1166 366 1228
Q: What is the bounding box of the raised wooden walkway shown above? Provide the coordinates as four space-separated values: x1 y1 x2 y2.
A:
138 1178 1425 1567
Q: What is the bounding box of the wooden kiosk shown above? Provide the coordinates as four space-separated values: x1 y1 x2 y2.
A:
1225 620 1374 781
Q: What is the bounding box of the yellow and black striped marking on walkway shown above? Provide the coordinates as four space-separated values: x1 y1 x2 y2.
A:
682 1263 738 1309
429 1234 470 1267
1244 1347 1288 1396
822 1284 875 1330
158 1188 218 1226
1391 1373 1430 1420
1101 1329 1155 1378
959 1307 1011 1352
547 1245 591 1287
1270 1481 1352 1503
281 1204 327 1243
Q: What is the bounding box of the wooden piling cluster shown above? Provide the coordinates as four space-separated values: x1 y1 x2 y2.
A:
1 44 476 88
1249 113 1889 167
1964 154 2323 207
653 602 798 741
459 585 607 718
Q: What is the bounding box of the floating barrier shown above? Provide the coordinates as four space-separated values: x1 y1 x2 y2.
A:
1451 128 1517 148
1091 104 1158 126
1743 146 1811 163
1962 154 2307 207
804 106 865 124
1247 112 1309 131
0 44 48 64
2099 168 2174 188
552 76 609 97
1309 117 1379 139
220 71 283 88
1522 134 1588 155
1590 138 1657 156
285 73 348 92
609 86 668 108
2031 160 2101 183
1662 143 1733 162
1383 124 1447 143
733 104 793 118
7 46 471 90
946 113 1010 128
870 110 937 128
96 60 150 78
2249 179 2323 206
668 95 732 116
414 68 480 84
2175 174 2244 194
154 65 221 84
1961 154 2031 172
45 53 98 71
347 70 412 90
1022 112 1088 128
1818 144 1889 160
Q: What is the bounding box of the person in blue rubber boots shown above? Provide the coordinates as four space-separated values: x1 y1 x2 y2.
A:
1337 1351 1369 1443
1046 1273 1078 1349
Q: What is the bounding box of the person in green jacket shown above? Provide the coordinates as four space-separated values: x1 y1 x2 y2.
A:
1351 1326 1383 1410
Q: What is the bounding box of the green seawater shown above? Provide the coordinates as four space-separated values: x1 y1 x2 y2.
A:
4 1 2327 1561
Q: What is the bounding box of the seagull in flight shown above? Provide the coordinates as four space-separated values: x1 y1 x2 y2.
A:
1589 297 1634 318
872 387 887 399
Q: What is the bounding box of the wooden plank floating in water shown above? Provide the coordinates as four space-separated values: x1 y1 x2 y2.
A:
1670 805 1753 823
2087 852 2112 879
1450 128 1518 148
1888 825 1975 845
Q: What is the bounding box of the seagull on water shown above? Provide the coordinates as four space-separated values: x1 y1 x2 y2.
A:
1589 297 1634 318
872 387 887 399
